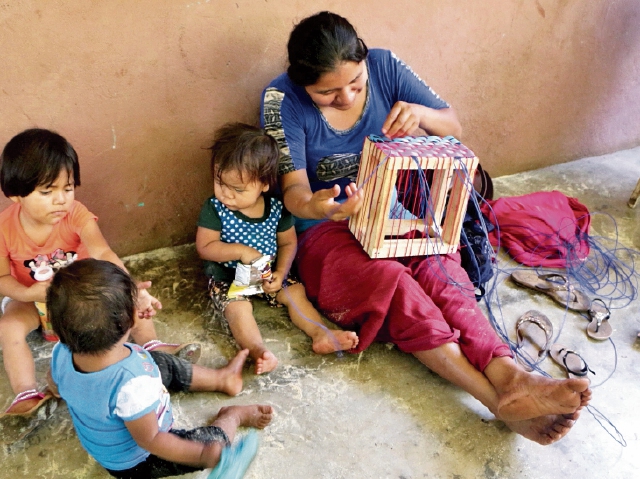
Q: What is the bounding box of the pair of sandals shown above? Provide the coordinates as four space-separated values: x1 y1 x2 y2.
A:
515 310 595 378
511 270 612 340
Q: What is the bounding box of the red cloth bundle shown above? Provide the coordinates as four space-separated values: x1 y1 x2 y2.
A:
480 190 591 268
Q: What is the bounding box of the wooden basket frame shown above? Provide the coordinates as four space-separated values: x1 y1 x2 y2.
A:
349 136 479 258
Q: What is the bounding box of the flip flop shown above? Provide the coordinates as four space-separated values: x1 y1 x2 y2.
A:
510 270 591 311
208 430 259 479
0 389 53 418
515 310 553 371
0 395 59 448
142 340 202 364
549 344 595 379
586 298 612 340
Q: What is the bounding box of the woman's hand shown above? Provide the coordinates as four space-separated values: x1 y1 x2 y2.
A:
310 183 363 221
381 101 422 139
281 170 363 221
382 102 462 139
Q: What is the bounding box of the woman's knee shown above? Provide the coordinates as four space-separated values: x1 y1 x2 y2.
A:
414 254 468 282
364 258 408 280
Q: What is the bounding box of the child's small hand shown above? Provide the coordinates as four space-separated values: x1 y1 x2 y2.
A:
26 279 51 303
239 247 263 266
262 271 284 294
136 281 162 318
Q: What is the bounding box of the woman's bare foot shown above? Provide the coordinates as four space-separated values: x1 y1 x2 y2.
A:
496 373 590 422
215 404 274 430
503 410 580 445
254 349 278 375
217 349 249 396
311 330 359 354
577 386 592 410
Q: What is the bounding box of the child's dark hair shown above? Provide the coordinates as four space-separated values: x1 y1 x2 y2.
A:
47 259 137 355
209 123 279 189
0 128 81 198
287 11 369 87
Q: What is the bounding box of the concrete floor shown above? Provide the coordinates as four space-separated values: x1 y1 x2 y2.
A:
1 146 639 478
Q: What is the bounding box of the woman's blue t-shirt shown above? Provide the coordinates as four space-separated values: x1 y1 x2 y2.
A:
260 48 449 232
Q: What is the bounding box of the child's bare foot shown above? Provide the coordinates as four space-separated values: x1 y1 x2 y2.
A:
311 330 359 354
217 349 249 396
503 410 580 445
496 373 590 422
254 350 278 375
214 404 274 431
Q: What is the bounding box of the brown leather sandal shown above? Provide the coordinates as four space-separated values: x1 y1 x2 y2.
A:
586 298 612 340
550 344 595 379
511 270 591 311
515 310 554 371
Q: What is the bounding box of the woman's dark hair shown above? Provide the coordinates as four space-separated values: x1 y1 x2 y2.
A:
287 11 369 86
0 128 81 198
209 122 279 190
47 259 137 355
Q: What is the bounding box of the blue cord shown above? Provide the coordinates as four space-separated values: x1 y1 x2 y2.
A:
278 135 633 446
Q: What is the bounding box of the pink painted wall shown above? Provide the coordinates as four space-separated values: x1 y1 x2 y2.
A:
1 0 639 255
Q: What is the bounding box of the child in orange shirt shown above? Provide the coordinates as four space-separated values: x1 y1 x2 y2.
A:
0 128 199 417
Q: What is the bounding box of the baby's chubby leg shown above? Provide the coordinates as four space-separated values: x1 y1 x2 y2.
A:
189 349 250 396
211 404 273 444
276 283 359 354
179 403 273 470
0 301 42 414
224 301 277 374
